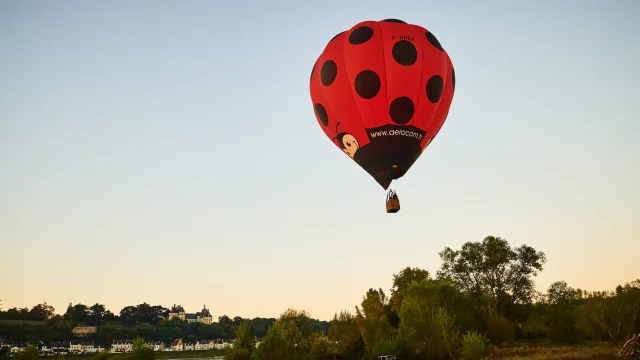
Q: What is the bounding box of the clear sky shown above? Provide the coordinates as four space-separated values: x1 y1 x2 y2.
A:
1 0 638 321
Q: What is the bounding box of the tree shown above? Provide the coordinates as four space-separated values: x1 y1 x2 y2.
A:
12 345 38 360
65 303 89 323
87 303 107 325
544 281 580 342
130 337 155 360
437 236 546 309
224 321 255 360
235 321 257 355
355 288 394 355
118 303 167 325
546 281 578 306
274 308 315 360
389 267 431 312
29 302 55 321
219 315 232 325
255 324 289 360
396 279 470 359
327 310 365 359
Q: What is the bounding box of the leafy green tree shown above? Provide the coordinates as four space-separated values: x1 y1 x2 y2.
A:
255 324 289 360
460 331 490 360
615 279 640 340
389 267 430 312
2 307 30 320
397 279 466 359
223 321 256 360
129 337 155 360
28 302 55 321
65 303 89 323
544 281 580 342
86 303 107 325
437 236 546 311
327 310 365 359
355 288 394 355
12 345 38 360
274 308 315 360
236 321 257 355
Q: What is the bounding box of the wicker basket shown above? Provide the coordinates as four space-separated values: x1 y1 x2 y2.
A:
386 198 401 213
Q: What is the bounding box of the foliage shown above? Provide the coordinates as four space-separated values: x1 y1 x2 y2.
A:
12 345 38 360
460 331 490 360
255 324 289 360
223 347 252 360
128 338 155 360
224 321 256 359
1 235 638 360
437 236 546 308
389 267 430 312
0 303 330 344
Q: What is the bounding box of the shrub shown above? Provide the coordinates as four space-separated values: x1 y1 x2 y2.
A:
461 331 490 360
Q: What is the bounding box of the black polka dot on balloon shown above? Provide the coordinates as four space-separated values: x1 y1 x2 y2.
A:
383 19 407 24
349 26 374 45
354 70 381 99
425 31 443 51
389 97 415 124
452 68 456 91
320 60 337 86
314 103 329 127
392 40 417 66
330 31 344 42
426 75 444 103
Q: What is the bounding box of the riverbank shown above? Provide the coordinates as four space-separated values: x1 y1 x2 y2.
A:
47 350 224 360
489 342 619 359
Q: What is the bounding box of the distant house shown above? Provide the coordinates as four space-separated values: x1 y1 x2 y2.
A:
51 341 70 354
70 341 100 353
69 341 82 353
170 339 183 351
146 341 165 351
211 339 233 350
72 326 97 336
7 342 27 354
183 342 195 351
111 340 133 353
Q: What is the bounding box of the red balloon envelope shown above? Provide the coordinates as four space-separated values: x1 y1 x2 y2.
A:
310 19 456 190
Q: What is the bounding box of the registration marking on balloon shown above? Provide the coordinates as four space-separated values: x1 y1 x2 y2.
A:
391 35 415 42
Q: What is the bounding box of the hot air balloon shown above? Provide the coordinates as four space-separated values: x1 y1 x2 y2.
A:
309 18 456 213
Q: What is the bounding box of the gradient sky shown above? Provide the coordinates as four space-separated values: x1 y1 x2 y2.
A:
1 0 639 321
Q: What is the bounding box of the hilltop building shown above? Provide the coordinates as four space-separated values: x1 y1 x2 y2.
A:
167 304 213 325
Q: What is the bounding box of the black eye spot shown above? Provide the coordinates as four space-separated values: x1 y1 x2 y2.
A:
346 142 351 146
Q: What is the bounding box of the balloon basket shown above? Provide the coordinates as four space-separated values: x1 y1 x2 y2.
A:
386 198 400 213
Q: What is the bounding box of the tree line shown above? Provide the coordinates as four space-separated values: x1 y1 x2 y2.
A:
0 302 330 343
224 236 639 360
2 235 639 360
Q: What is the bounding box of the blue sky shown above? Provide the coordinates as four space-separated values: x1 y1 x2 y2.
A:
1 0 638 321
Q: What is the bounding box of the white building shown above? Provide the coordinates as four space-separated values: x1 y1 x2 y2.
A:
167 304 213 325
111 340 133 353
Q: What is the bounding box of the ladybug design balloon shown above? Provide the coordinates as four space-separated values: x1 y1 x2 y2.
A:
310 18 455 190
